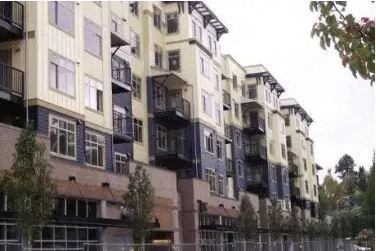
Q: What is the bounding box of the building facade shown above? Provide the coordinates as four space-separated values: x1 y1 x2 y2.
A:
0 1 319 248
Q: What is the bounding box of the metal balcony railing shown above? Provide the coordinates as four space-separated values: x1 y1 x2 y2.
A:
156 136 188 158
0 61 23 97
222 90 231 108
224 124 231 140
154 93 191 119
245 143 267 159
113 111 132 135
0 2 23 29
111 57 131 86
243 115 265 132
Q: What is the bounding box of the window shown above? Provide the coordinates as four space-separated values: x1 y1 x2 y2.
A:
49 1 75 34
238 160 243 177
131 74 141 99
166 12 179 34
168 50 180 71
241 84 246 97
312 164 315 175
234 102 240 119
208 35 217 55
216 140 223 160
201 90 212 116
206 169 216 192
215 103 221 124
281 144 286 159
248 87 257 99
130 30 140 56
214 74 220 90
283 170 288 184
49 116 76 158
303 159 307 171
113 105 127 133
285 116 290 126
115 153 128 175
256 77 261 85
235 131 241 147
49 52 75 96
155 86 166 109
286 136 291 148
313 184 317 196
232 74 238 90
153 5 161 30
129 1 138 16
204 130 214 153
218 176 225 195
111 12 123 34
305 180 309 193
85 75 103 112
133 119 143 143
85 131 105 168
200 56 210 78
84 18 102 57
154 44 163 68
271 166 277 181
156 125 167 150
192 20 202 41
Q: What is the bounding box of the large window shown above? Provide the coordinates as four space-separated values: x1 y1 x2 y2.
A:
49 52 75 96
49 1 75 34
156 125 167 150
85 131 105 168
132 74 141 99
206 169 216 192
216 140 223 160
133 118 143 143
115 153 129 175
218 175 225 195
192 20 202 41
130 30 140 57
168 50 180 71
129 1 138 16
154 44 163 68
166 12 179 34
201 90 212 116
204 130 214 153
153 5 161 30
84 18 102 57
49 116 76 158
84 75 103 112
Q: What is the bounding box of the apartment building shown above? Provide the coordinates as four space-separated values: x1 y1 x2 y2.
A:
280 98 320 221
0 1 320 248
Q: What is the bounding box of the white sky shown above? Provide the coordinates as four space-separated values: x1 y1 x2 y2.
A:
205 0 376 182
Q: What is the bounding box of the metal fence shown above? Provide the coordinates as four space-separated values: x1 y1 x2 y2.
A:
1 239 365 251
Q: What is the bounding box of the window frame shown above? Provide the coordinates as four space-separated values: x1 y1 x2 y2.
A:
153 5 162 30
114 152 128 175
206 169 216 192
166 12 179 34
168 50 180 71
133 118 143 143
132 74 142 99
84 75 103 112
156 124 167 151
216 139 223 160
49 1 75 35
49 115 76 159
85 131 106 168
84 17 103 58
204 130 214 154
49 51 76 97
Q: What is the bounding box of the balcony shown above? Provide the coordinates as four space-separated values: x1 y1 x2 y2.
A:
155 136 192 168
243 114 265 134
224 124 232 144
245 143 267 162
110 31 130 48
113 111 132 144
111 57 131 93
154 93 191 128
246 167 269 195
226 158 234 176
0 61 23 103
0 2 23 42
222 90 231 110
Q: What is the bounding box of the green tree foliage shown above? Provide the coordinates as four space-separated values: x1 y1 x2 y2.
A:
0 124 56 246
237 195 258 240
285 206 302 234
357 166 368 192
318 174 344 217
310 2 375 85
335 154 356 179
123 165 154 244
268 199 283 234
361 154 375 229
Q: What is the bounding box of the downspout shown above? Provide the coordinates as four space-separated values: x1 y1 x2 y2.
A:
24 2 28 123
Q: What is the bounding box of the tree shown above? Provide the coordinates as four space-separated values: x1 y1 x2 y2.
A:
0 124 56 247
357 166 368 192
123 165 154 244
335 154 356 180
318 175 345 216
310 2 375 85
237 195 258 240
285 206 302 234
268 198 283 236
361 154 375 229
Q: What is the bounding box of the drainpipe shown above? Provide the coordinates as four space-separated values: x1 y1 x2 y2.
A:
24 2 28 123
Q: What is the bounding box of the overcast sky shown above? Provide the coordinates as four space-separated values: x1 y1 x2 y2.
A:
206 1 375 182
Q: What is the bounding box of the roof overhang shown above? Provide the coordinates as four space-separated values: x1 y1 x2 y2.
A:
281 103 313 125
246 71 285 97
151 72 188 87
188 1 228 40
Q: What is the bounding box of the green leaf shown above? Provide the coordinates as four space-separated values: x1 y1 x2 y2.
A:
320 36 326 50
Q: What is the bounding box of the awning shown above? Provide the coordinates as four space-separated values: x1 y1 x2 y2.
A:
152 72 188 87
204 205 239 218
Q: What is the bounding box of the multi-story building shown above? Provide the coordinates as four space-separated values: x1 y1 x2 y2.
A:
0 1 320 248
280 98 320 221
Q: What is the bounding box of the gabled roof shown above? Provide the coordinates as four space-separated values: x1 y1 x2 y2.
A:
188 1 228 40
280 98 314 125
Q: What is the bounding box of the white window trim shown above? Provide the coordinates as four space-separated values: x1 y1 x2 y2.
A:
49 115 77 160
85 131 106 169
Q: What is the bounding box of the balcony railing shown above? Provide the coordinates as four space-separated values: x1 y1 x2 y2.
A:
0 2 23 29
226 158 234 174
113 111 132 143
154 94 191 119
111 57 131 92
243 115 265 133
222 90 231 110
156 136 189 159
0 61 23 97
245 143 267 160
